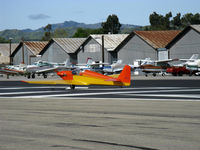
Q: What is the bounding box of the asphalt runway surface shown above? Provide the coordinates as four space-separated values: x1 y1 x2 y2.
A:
0 79 200 150
0 98 200 150
0 79 200 100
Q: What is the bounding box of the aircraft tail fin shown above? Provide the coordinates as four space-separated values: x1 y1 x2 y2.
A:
190 54 199 60
117 65 131 84
86 57 93 65
64 58 71 67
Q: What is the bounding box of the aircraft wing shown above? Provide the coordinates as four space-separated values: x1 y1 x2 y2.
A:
35 68 58 73
35 66 74 74
155 58 179 63
22 79 90 86
0 68 25 75
142 69 165 73
179 54 199 62
179 59 195 62
0 69 17 75
22 80 67 85
89 62 109 66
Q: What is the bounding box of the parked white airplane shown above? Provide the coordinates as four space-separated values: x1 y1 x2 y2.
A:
26 59 72 78
103 60 125 74
76 58 124 74
179 54 200 74
132 58 179 76
0 63 27 77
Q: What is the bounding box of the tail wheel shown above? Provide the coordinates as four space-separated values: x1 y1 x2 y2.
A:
70 85 75 90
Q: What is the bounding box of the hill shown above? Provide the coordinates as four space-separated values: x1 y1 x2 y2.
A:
0 21 141 42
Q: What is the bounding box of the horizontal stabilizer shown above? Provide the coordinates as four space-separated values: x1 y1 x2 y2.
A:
105 78 120 82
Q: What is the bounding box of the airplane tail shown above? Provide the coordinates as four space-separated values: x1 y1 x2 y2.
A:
86 57 93 65
64 58 71 67
190 54 199 60
117 65 131 84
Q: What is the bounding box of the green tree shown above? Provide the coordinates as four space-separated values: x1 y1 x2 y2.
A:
171 13 182 29
41 24 52 41
149 12 172 30
149 12 161 28
0 36 9 43
101 14 121 34
164 12 172 29
53 28 68 38
73 28 90 37
73 28 103 38
181 13 200 27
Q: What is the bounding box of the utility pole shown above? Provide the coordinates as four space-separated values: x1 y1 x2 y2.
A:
21 37 25 64
102 35 104 65
9 37 13 65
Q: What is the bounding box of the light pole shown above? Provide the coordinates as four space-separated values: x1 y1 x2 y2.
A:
9 37 13 65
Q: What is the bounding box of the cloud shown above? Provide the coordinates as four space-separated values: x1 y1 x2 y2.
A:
28 14 51 20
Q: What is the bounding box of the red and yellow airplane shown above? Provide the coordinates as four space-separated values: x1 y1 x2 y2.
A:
23 65 131 89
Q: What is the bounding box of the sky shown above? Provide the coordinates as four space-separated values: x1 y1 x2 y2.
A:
0 0 199 31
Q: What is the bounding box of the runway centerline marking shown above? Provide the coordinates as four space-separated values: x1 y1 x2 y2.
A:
15 88 200 98
0 90 64 96
120 94 200 99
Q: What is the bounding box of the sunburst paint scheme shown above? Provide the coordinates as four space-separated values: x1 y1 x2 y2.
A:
22 65 131 88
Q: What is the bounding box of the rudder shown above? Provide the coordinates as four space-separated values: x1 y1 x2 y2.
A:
117 65 131 84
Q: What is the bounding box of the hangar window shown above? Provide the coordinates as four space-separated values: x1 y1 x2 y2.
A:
85 44 100 52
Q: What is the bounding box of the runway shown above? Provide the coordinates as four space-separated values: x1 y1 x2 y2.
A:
0 80 200 100
0 79 200 150
0 96 200 150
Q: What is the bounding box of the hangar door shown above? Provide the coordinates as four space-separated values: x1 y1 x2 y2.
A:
158 48 168 60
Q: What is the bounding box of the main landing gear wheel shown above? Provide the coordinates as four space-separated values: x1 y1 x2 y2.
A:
43 74 47 78
32 74 35 78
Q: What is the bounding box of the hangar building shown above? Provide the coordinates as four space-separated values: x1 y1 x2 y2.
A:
77 34 128 64
40 38 86 64
117 30 181 64
166 25 200 59
11 41 48 65
0 43 18 65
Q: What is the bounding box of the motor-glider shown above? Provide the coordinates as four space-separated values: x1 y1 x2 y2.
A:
22 65 131 89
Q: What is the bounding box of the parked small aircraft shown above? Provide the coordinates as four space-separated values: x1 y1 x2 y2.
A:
0 59 72 79
0 64 27 77
76 58 125 74
168 54 200 76
22 65 131 89
76 58 109 73
103 60 125 74
25 60 64 78
136 58 178 76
